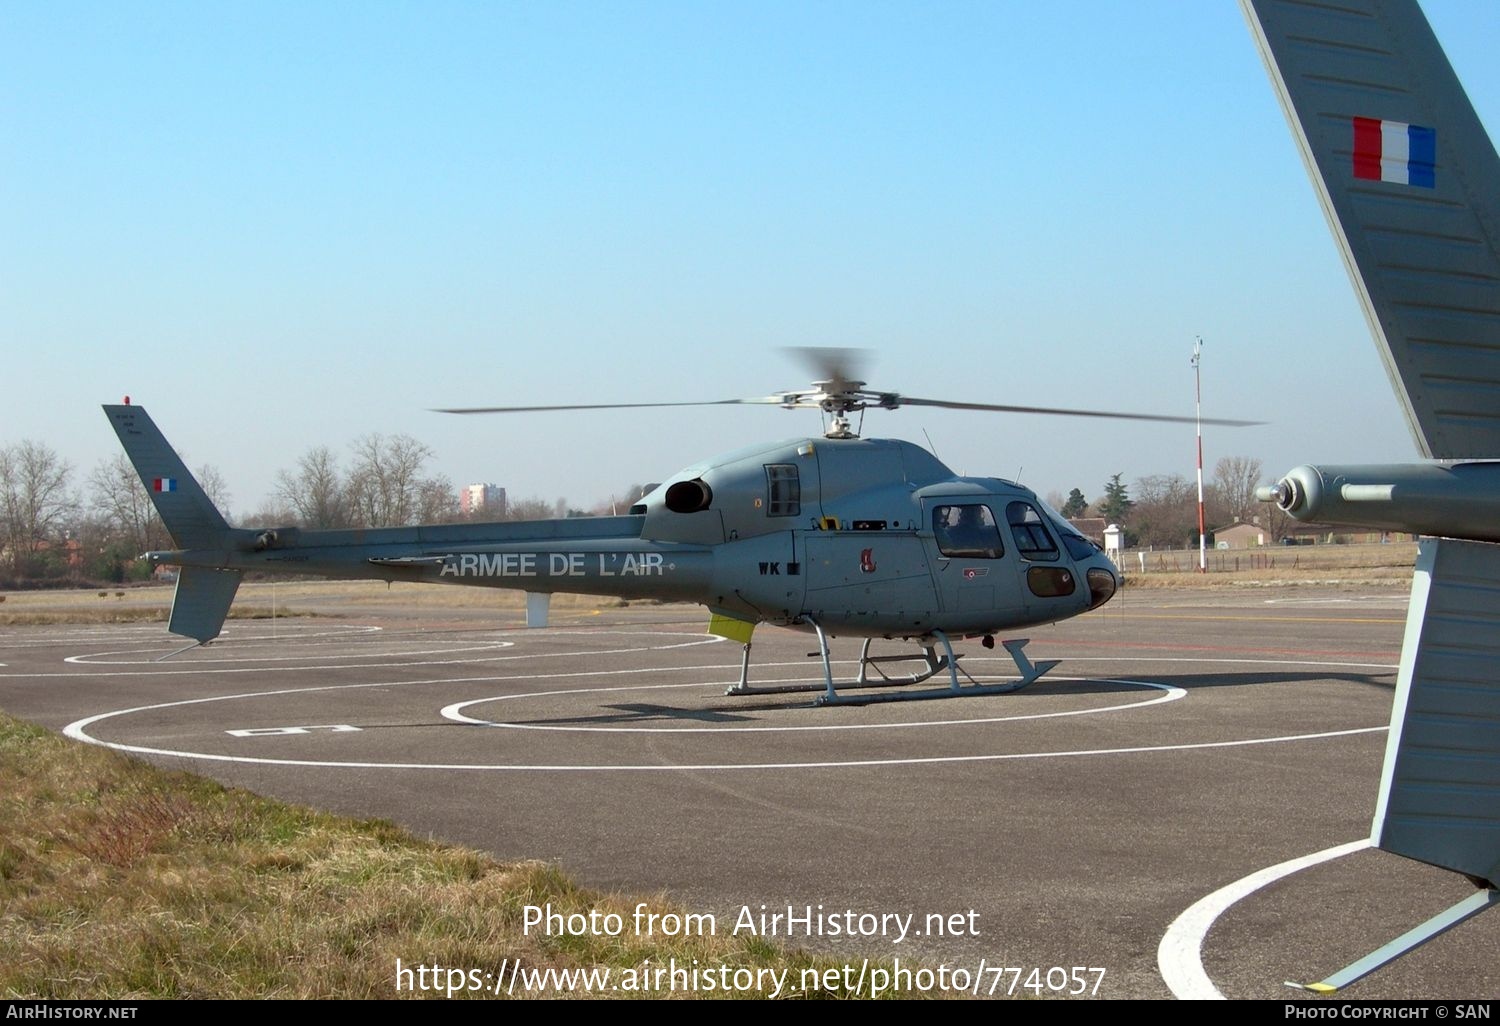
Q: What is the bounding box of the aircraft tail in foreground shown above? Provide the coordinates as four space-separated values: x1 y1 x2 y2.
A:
1244 0 1500 992
1242 0 1500 461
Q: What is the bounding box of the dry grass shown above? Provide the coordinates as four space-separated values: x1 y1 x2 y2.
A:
0 580 635 627
0 712 911 999
1120 541 1416 589
0 586 175 626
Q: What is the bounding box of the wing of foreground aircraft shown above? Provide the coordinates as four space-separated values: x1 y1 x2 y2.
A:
1243 0 1500 991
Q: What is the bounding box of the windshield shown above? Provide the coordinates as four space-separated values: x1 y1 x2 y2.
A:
1034 496 1102 560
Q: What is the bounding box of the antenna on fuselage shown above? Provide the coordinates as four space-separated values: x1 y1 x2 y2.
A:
921 428 941 460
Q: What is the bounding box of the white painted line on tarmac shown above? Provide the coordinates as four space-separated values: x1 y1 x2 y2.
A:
5 633 721 678
1158 838 1374 1000
66 639 516 665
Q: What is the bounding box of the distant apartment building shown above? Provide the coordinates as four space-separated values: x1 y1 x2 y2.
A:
460 483 506 518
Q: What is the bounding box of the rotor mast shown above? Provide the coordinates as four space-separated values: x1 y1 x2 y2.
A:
797 378 897 438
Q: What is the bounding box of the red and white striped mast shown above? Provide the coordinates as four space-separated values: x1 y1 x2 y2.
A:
1192 337 1206 573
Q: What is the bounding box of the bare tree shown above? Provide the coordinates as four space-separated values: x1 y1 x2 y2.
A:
1213 456 1264 526
1262 478 1295 543
195 463 233 524
1 441 76 575
71 510 131 582
414 475 461 524
275 447 350 528
242 500 300 527
504 497 556 522
346 434 434 528
89 452 168 553
1130 473 1198 549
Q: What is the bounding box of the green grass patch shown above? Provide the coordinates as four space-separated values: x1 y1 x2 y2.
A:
0 712 917 999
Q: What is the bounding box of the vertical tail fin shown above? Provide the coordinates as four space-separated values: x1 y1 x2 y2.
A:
1241 0 1500 460
104 403 238 645
103 404 231 550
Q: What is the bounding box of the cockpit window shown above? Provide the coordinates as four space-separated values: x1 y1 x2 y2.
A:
1006 501 1060 560
1035 497 1100 560
933 504 1004 559
1056 528 1099 560
765 464 800 517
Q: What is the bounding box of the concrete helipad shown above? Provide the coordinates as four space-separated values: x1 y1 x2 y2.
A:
3 585 1495 999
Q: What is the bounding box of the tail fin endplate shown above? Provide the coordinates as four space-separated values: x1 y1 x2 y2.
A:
1374 538 1500 888
169 566 243 644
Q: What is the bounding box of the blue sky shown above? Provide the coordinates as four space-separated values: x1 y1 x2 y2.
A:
3 2 1498 518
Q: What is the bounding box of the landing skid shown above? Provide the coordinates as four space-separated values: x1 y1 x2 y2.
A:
723 621 1059 705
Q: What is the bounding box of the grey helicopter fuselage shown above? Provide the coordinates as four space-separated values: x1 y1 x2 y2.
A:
151 433 1118 642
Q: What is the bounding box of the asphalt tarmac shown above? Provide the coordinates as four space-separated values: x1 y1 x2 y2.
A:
3 584 1496 1000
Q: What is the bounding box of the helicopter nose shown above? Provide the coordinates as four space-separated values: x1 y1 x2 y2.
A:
1086 563 1117 610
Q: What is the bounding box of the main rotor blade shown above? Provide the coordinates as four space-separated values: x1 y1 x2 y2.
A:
895 395 1263 427
433 398 784 414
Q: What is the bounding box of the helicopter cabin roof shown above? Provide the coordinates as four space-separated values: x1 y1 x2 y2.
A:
673 435 956 486
912 477 1028 499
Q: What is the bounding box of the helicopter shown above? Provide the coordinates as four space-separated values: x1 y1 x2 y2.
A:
105 349 1253 705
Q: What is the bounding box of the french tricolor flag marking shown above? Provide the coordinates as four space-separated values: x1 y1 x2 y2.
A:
1352 117 1435 188
153 478 177 493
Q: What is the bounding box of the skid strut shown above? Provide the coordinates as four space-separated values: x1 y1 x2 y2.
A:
722 621 1058 704
1287 888 1499 994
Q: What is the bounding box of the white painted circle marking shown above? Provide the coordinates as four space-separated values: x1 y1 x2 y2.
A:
67 638 514 665
440 676 1183 733
53 636 1392 770
64 666 1383 772
64 623 384 662
1158 838 1373 1000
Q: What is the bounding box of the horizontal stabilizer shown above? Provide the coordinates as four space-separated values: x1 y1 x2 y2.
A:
708 613 755 644
169 566 242 644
